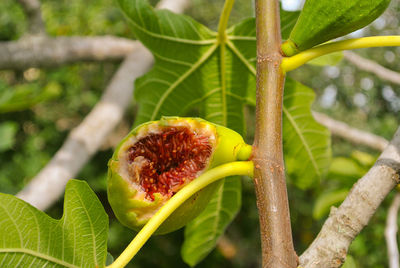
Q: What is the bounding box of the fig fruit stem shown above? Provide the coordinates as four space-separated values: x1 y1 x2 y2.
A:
107 161 254 268
281 35 400 72
217 0 234 43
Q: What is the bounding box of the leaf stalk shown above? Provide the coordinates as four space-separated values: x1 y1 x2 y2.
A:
217 0 235 125
217 0 234 44
281 36 400 72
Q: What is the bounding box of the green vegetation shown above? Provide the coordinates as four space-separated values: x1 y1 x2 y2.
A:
0 0 399 267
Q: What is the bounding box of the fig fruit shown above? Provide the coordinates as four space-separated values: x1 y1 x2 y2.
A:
281 0 391 56
107 117 250 234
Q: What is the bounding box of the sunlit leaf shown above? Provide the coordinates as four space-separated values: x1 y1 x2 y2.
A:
328 157 366 179
117 0 305 265
308 51 343 66
342 255 357 268
0 180 108 268
283 79 331 189
0 81 61 113
0 121 18 152
313 189 348 219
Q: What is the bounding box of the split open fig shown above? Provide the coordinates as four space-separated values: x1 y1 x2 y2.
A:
107 117 250 234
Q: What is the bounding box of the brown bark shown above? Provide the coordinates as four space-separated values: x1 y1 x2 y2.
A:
254 0 297 267
300 127 400 267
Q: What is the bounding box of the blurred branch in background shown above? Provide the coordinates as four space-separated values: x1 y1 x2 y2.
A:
217 235 237 260
17 45 153 210
385 192 400 268
313 111 389 151
8 1 400 265
17 0 46 35
0 36 137 70
314 110 400 268
16 0 189 210
344 51 400 85
300 127 400 267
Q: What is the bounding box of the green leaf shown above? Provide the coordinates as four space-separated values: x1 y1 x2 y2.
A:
0 81 61 113
0 179 108 268
313 189 348 219
307 51 343 66
281 9 300 40
283 79 332 189
0 121 18 152
350 150 376 167
342 255 357 268
181 177 241 266
117 0 302 265
106 252 114 266
328 157 366 180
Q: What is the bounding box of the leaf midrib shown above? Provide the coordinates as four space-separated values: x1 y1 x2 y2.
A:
150 43 219 120
0 248 79 268
74 188 98 267
283 106 321 176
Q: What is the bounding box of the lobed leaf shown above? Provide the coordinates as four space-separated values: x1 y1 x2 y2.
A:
117 0 318 265
283 79 332 189
181 177 241 266
0 180 108 268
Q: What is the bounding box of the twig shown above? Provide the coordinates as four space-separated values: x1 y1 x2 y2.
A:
17 0 46 35
344 51 400 85
313 112 389 151
300 127 400 267
0 36 137 70
385 192 400 268
16 0 189 210
254 0 297 267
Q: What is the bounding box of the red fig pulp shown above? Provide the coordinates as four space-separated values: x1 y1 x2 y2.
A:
127 126 213 200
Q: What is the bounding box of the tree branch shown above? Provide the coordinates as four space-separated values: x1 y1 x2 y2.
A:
313 112 389 151
2 0 190 71
343 51 400 85
16 45 153 210
17 0 46 35
254 0 297 267
0 36 138 70
15 0 189 210
385 192 400 268
300 127 400 267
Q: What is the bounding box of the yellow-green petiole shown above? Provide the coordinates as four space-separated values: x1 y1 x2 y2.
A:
281 36 400 73
107 161 254 268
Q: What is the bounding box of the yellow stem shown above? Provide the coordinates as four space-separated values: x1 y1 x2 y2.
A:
217 0 234 43
107 161 254 268
281 36 400 73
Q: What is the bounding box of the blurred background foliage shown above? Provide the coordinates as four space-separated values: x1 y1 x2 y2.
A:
0 0 399 267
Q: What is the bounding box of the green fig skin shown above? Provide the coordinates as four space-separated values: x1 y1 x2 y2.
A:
282 0 391 56
107 117 249 234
